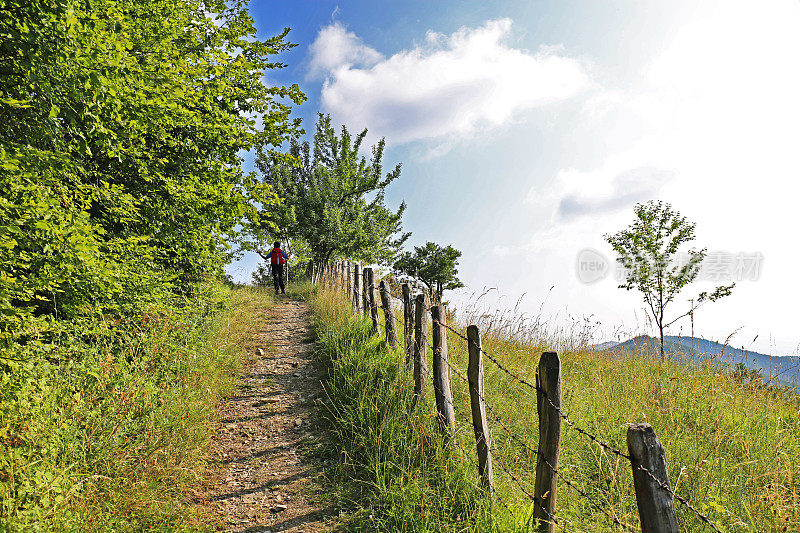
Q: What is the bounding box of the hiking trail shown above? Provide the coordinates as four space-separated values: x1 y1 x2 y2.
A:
205 297 334 532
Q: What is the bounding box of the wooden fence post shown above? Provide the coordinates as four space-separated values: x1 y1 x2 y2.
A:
401 283 413 369
379 280 398 349
345 261 351 300
467 325 493 490
534 352 562 532
413 293 428 399
627 424 680 533
353 263 361 312
365 268 380 335
361 268 369 316
431 305 454 435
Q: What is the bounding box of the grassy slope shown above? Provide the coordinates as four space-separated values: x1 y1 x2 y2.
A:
1 285 272 532
302 281 799 532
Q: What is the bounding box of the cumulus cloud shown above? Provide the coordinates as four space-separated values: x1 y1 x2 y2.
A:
306 22 383 80
307 19 588 146
556 166 672 221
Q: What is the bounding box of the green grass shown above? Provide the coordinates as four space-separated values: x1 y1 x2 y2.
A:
299 279 800 532
0 284 273 532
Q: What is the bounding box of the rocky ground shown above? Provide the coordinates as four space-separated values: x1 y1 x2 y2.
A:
204 296 335 533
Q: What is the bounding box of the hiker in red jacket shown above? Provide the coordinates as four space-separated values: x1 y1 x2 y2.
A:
257 242 291 294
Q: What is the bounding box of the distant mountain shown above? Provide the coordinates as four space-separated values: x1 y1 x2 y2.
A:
598 335 799 389
603 335 701 360
666 336 799 388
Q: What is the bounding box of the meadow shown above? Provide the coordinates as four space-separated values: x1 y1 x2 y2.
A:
0 285 271 532
301 279 800 532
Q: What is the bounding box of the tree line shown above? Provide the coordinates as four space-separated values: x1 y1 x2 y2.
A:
0 0 465 363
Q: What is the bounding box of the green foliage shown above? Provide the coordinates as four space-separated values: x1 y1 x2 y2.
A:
0 0 303 528
393 242 464 302
605 200 733 358
303 283 510 532
305 280 800 531
0 0 303 357
0 283 268 531
256 114 409 266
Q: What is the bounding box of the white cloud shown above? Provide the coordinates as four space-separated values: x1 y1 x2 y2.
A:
306 22 383 80
308 19 589 146
513 0 800 354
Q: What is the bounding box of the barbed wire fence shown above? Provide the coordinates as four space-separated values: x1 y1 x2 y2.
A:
312 260 729 533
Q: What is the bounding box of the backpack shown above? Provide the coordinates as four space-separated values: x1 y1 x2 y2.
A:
271 247 286 265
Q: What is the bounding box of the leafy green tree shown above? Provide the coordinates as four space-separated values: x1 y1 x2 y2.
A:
255 114 409 267
605 200 734 360
1 0 303 355
393 242 464 302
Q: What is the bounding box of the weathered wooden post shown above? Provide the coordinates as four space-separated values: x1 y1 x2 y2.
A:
365 268 380 335
467 325 493 490
431 305 455 435
352 263 360 312
379 280 398 349
413 293 428 399
401 283 413 369
345 261 351 301
534 352 562 533
627 424 680 533
361 267 369 316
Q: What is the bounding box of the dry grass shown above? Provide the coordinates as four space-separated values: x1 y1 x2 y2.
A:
0 284 273 532
307 279 800 531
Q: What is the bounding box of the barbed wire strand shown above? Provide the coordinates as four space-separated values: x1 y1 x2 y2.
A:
414 349 530 528
442 351 638 532
420 337 562 529
325 280 725 533
434 318 724 533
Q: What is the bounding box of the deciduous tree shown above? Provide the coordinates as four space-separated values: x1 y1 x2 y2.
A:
256 114 409 266
605 201 733 359
393 242 464 302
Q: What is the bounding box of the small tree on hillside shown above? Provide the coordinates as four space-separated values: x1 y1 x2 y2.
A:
255 114 409 266
393 242 464 302
605 200 734 360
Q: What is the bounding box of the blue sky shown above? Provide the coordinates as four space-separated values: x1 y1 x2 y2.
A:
228 0 800 357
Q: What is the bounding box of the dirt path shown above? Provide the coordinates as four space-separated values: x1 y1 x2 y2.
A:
206 297 335 533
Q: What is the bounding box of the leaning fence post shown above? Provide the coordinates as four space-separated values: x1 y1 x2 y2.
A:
353 263 361 312
467 325 493 490
365 268 380 335
627 424 680 533
402 283 413 369
534 352 562 532
431 305 455 435
379 280 398 349
413 293 428 399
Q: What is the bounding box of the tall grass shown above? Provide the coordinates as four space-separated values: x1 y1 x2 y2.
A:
297 281 525 532
304 280 800 531
0 284 271 532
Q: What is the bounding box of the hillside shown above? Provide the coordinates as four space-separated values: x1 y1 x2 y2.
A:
600 335 800 389
302 272 800 531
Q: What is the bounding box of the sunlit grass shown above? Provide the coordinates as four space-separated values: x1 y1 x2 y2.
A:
303 279 800 532
0 284 274 531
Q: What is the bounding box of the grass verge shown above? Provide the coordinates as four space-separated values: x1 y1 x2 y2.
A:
298 279 799 532
0 283 271 532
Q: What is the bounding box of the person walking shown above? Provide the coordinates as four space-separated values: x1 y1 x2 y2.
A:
257 242 291 294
